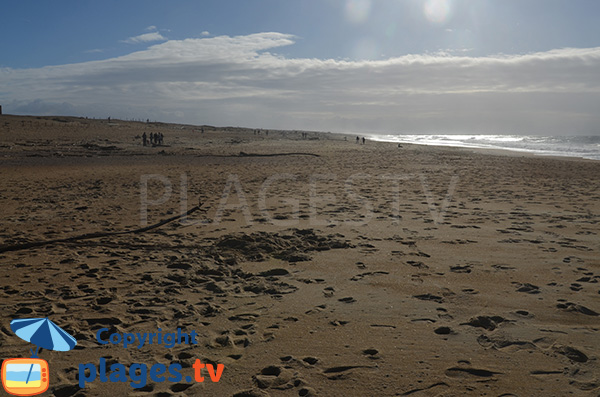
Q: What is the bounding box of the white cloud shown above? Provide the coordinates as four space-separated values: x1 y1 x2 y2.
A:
1 32 600 134
122 31 166 44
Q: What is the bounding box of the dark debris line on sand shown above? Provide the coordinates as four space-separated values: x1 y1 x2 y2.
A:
195 152 321 158
0 202 204 254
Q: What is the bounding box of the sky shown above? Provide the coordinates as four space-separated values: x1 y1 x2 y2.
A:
1 0 600 135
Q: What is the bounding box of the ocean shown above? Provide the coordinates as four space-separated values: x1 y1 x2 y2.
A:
368 134 600 161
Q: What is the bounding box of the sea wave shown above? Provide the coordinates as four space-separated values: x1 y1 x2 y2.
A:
368 134 600 160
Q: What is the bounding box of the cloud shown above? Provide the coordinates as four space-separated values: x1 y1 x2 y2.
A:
1 32 600 134
122 31 166 44
9 99 79 116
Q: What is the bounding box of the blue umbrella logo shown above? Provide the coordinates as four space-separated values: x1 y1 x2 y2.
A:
10 318 77 358
2 318 76 393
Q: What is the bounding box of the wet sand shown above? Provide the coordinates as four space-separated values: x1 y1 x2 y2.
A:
1 115 599 396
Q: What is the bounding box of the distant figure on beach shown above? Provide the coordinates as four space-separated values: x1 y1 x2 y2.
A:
356 136 360 144
159 132 164 145
362 137 366 144
142 132 147 146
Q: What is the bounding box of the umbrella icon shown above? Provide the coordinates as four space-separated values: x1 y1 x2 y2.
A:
10 318 77 358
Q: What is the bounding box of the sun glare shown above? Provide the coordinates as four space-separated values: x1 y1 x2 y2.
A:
423 0 452 24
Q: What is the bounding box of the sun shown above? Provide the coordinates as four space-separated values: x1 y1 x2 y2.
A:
424 0 452 24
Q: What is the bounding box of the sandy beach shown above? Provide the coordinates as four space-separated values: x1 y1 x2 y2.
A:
1 115 599 396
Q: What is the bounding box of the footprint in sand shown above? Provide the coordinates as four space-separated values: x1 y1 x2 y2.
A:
329 320 349 326
512 309 534 318
491 264 516 271
570 283 583 291
434 326 456 335
450 264 472 273
477 334 536 351
350 271 389 281
305 304 327 315
322 365 375 380
444 366 502 378
254 365 294 389
406 261 428 269
412 293 444 303
361 348 381 360
532 336 556 350
323 286 335 298
211 330 251 349
569 379 600 392
575 274 600 283
298 387 318 396
232 389 270 397
253 365 313 393
460 315 508 331
514 282 540 294
302 356 319 365
170 382 194 392
554 345 588 363
556 301 598 316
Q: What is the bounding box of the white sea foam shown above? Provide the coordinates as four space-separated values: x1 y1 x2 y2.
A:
367 134 600 160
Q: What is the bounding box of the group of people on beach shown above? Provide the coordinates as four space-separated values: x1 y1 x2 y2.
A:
142 132 164 146
356 136 366 144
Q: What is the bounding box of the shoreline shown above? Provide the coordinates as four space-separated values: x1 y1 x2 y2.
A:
365 134 600 162
2 113 598 162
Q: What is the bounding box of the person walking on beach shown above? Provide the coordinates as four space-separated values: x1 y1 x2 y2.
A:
142 132 147 146
362 137 366 144
356 136 360 144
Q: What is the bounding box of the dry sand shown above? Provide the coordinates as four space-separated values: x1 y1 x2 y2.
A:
0 115 599 396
